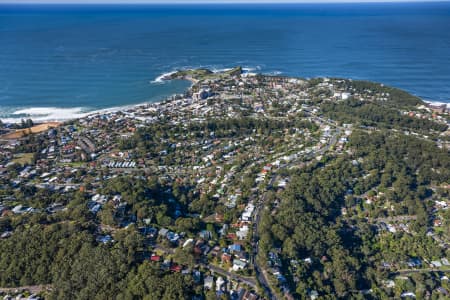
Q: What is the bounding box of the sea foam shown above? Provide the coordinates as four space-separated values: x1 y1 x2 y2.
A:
1 107 90 124
151 65 263 85
151 71 178 84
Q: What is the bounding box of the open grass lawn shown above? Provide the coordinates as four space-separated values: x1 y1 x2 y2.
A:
12 153 34 165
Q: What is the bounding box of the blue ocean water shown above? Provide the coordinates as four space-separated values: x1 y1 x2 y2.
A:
1 3 450 122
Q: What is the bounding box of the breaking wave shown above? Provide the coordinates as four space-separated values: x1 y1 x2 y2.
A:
150 71 178 84
151 65 263 85
1 107 90 124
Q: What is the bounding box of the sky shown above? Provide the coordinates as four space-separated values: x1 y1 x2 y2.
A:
0 0 448 4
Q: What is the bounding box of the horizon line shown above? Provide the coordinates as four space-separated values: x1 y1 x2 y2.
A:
2 0 449 4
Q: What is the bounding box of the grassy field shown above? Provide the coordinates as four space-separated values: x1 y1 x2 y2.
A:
12 153 34 165
1 122 61 139
57 161 85 168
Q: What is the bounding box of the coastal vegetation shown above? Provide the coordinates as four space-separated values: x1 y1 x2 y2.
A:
258 129 449 298
321 99 447 133
169 66 243 82
0 68 448 299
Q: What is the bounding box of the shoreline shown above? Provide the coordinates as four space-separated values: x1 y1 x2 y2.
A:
1 70 449 125
2 97 447 126
423 100 450 110
0 71 202 125
0 92 187 125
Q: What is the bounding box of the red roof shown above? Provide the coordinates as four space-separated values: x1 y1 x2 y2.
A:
222 253 232 263
150 255 161 262
227 233 237 240
170 264 182 272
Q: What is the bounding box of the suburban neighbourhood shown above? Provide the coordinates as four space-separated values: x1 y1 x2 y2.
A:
0 67 449 299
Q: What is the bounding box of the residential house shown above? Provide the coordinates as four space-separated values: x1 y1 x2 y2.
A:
204 276 214 290
232 259 247 271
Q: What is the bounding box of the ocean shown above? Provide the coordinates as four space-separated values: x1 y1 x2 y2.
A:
1 2 450 123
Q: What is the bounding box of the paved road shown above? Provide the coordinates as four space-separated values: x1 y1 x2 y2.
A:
392 267 450 276
250 174 279 300
151 244 257 288
370 215 417 223
147 111 342 299
207 264 257 288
